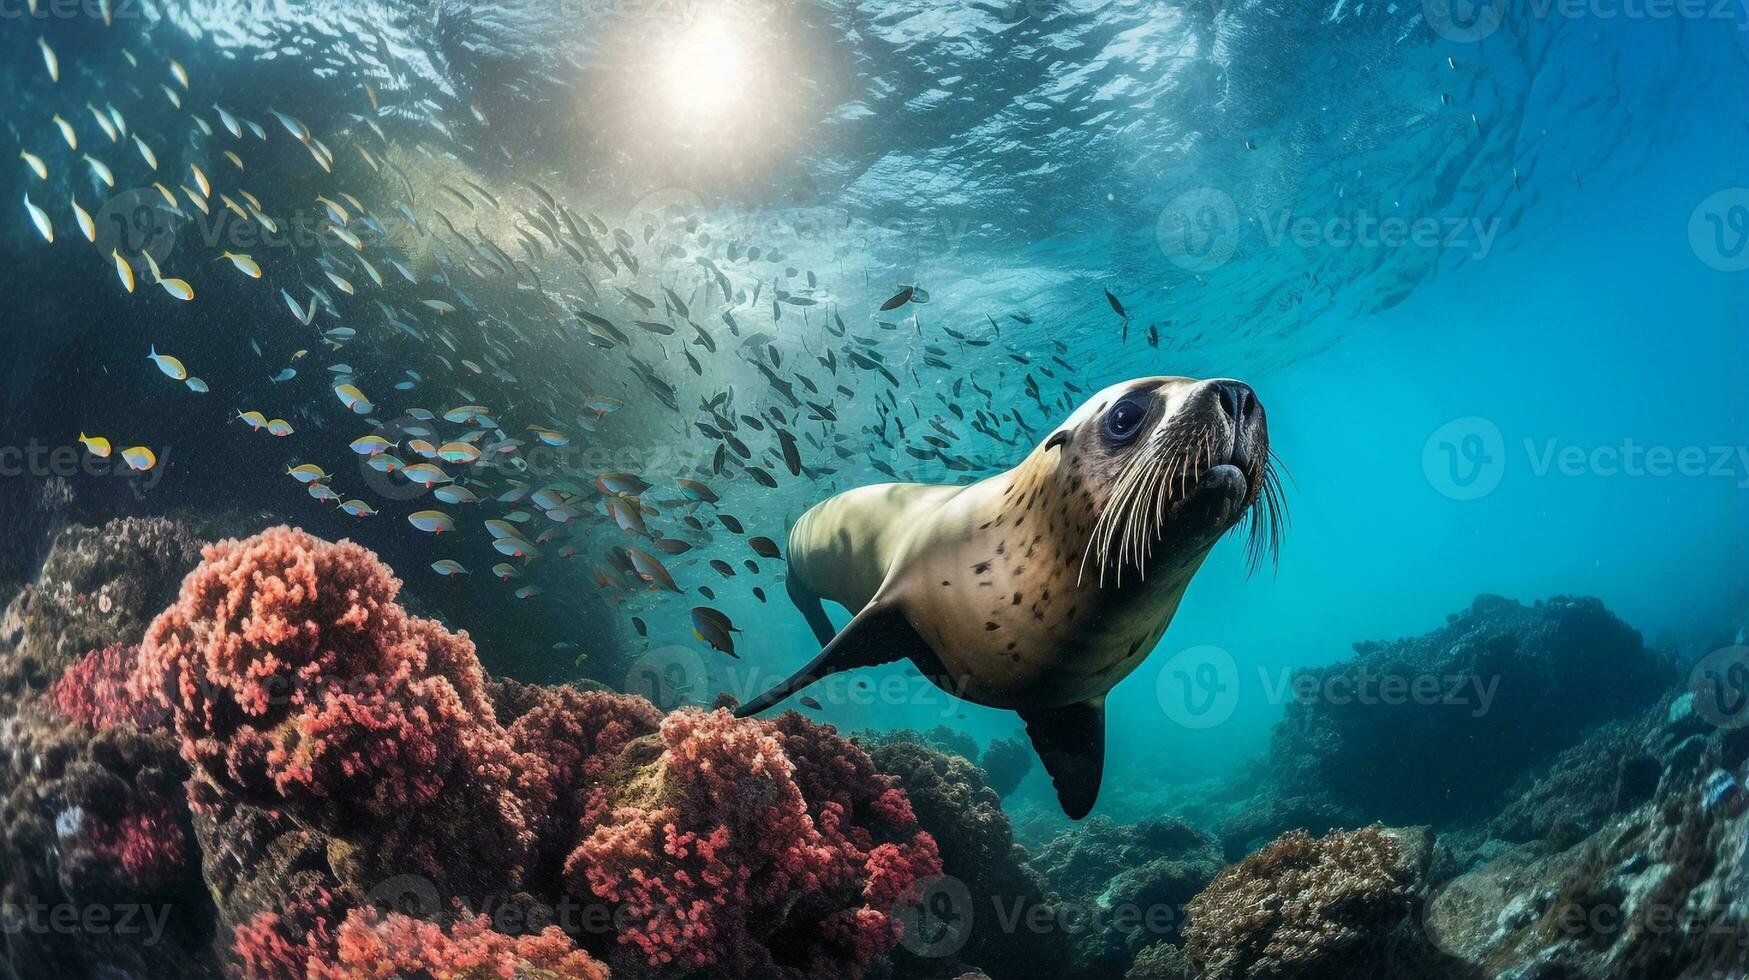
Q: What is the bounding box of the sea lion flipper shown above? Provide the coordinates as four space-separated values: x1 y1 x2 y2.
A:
786 572 839 647
1018 699 1106 820
734 602 930 718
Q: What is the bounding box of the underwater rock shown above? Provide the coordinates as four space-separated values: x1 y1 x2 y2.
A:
0 697 214 977
0 516 204 697
1421 671 1749 978
565 707 941 979
863 734 1071 980
1483 704 1668 854
1268 595 1670 828
979 733 1035 800
1030 816 1225 975
1183 825 1440 980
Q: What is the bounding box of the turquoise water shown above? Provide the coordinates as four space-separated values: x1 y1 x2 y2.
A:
0 0 1744 840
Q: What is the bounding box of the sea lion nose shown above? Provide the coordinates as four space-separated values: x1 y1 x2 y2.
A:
1212 380 1254 423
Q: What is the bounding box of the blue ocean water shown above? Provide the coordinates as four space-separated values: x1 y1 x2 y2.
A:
0 0 1743 850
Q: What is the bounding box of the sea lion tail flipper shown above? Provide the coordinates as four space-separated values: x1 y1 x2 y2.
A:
734 602 930 718
1018 699 1106 820
786 572 839 647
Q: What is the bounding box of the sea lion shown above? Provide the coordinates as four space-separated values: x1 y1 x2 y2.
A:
735 375 1284 819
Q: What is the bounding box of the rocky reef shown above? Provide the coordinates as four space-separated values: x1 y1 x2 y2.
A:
0 522 961 979
1 521 1742 980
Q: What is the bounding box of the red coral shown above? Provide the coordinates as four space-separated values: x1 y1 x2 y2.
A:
89 794 189 892
47 643 165 729
564 708 941 980
128 527 541 891
235 894 609 980
318 907 609 980
233 882 347 980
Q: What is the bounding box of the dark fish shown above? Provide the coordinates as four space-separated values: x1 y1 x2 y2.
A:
631 616 648 638
719 514 745 534
752 586 767 603
745 466 778 488
776 428 802 475
749 536 781 559
1104 287 1128 319
880 286 914 311
799 696 822 710
709 559 736 577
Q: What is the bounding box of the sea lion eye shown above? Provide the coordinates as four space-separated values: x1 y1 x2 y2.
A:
1103 394 1150 444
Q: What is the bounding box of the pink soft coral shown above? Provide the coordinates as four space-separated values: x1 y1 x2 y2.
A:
564 708 941 980
238 902 609 980
48 642 165 729
128 527 541 892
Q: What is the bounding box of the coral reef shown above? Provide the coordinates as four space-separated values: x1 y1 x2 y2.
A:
1182 825 1436 980
863 734 1070 980
1030 817 1225 975
566 707 940 979
129 526 559 902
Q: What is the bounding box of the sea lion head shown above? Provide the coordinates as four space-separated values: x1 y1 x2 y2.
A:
1042 375 1283 587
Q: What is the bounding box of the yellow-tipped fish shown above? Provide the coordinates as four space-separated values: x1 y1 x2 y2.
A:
120 446 157 471
70 195 94 242
325 221 362 250
112 250 134 292
316 196 349 224
38 37 58 83
86 103 119 143
235 410 267 430
132 134 158 170
214 104 242 138
152 182 178 208
51 114 76 150
189 164 211 199
286 463 330 483
20 150 47 181
82 154 115 188
159 83 181 109
265 418 294 437
223 149 244 170
180 185 210 216
170 59 189 90
158 277 194 301
148 345 188 380
78 433 111 458
219 251 261 278
24 194 52 243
